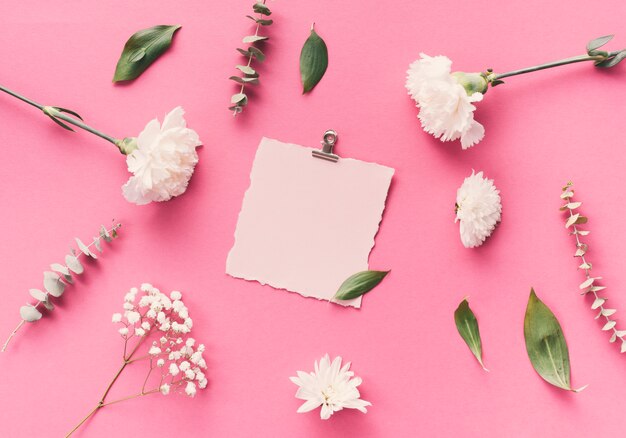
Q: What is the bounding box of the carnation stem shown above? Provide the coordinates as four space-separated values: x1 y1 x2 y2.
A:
0 84 120 147
493 52 621 80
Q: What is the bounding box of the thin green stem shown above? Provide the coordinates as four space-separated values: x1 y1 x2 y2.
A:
0 85 44 110
0 84 120 147
45 107 118 145
494 52 620 80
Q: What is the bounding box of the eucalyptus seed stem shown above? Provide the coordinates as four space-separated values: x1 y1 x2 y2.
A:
494 52 619 80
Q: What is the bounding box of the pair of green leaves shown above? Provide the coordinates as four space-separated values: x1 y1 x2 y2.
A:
455 290 586 392
587 35 626 68
113 25 181 82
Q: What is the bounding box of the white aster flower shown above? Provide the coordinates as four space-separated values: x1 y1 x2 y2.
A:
122 107 202 205
290 354 371 420
455 170 502 248
406 53 487 149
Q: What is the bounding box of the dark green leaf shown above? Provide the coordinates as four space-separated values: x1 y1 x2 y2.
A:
113 25 181 82
491 79 505 87
333 270 389 301
595 50 626 68
454 299 487 371
243 35 269 44
587 35 613 53
300 26 329 93
54 107 83 121
252 2 272 16
524 289 586 392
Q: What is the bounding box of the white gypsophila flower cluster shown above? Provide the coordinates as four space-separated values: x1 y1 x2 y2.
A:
406 53 485 149
122 107 202 205
112 283 208 397
290 354 371 420
455 171 502 248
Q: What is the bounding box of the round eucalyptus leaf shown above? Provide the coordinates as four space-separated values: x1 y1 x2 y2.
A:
65 254 84 274
29 289 48 302
43 271 65 298
20 305 42 323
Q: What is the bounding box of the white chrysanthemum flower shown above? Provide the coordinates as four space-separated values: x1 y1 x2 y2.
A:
112 313 122 323
406 53 486 149
290 354 371 420
455 170 502 248
122 107 202 205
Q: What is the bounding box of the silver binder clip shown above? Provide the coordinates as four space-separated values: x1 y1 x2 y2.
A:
312 130 339 162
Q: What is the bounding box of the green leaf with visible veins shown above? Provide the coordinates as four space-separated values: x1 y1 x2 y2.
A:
524 289 586 392
113 25 181 82
299 26 328 94
454 299 488 371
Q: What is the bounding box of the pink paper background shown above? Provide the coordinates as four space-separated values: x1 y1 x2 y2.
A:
1 1 626 436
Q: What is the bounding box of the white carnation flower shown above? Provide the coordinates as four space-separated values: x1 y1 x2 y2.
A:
406 53 486 149
290 354 371 420
455 171 502 248
122 107 202 205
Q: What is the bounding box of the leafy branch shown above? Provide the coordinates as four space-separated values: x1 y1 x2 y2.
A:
2 222 122 352
561 182 626 352
229 1 273 116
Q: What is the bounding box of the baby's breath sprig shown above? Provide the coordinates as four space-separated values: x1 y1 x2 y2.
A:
561 183 626 352
65 284 208 437
1 222 122 352
229 0 273 116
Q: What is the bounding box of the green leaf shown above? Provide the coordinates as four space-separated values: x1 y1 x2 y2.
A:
252 2 272 15
299 26 329 94
43 271 65 298
113 25 181 82
246 15 273 25
454 299 488 371
333 270 389 301
243 35 269 44
236 65 256 75
587 35 613 53
248 46 266 62
524 289 586 392
231 93 248 105
595 50 626 68
229 76 260 85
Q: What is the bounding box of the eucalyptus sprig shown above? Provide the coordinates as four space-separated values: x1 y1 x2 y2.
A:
2 222 121 352
561 182 626 352
230 1 273 116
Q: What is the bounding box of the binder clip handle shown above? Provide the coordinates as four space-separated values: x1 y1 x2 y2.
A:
312 129 340 162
